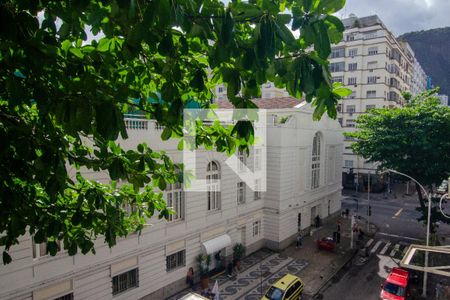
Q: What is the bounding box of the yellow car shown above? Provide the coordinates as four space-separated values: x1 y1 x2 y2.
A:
262 274 305 300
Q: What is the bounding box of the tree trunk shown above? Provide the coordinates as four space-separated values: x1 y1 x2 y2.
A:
415 183 426 211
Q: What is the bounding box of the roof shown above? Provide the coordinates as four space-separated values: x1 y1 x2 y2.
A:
273 274 303 290
216 97 304 109
386 268 409 286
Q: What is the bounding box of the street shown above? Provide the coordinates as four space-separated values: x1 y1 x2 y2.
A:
320 188 450 300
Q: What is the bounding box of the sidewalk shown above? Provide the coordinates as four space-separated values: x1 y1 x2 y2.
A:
168 214 372 299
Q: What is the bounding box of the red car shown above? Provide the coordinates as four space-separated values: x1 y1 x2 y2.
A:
380 268 410 300
316 237 336 251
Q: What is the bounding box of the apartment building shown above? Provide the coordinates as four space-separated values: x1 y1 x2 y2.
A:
0 98 342 300
214 82 289 102
330 15 427 187
438 94 449 106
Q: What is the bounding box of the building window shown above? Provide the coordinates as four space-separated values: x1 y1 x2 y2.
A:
252 221 261 237
346 119 356 127
238 149 246 172
368 46 378 55
337 104 342 112
112 268 139 295
32 238 61 259
367 76 377 84
331 47 345 58
348 91 356 99
330 62 345 72
366 105 376 111
347 77 357 85
237 181 246 205
218 87 223 93
348 48 358 57
166 250 186 272
346 34 355 41
207 161 221 211
166 183 184 222
366 90 376 98
54 294 73 300
254 179 262 200
311 132 321 189
346 105 356 113
331 76 344 84
348 63 357 71
344 160 354 168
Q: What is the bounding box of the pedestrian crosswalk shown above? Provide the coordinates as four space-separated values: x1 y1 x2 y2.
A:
363 238 409 259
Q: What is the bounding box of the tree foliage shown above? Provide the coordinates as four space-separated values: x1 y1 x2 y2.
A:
347 90 450 232
0 0 349 263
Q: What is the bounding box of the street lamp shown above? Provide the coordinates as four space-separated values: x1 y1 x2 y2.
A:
379 169 431 297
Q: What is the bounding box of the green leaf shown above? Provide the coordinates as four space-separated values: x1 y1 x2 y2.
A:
161 127 172 141
97 38 111 52
69 48 84 59
317 0 346 14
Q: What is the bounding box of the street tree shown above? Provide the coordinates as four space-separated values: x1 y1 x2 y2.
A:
347 90 450 234
0 0 350 263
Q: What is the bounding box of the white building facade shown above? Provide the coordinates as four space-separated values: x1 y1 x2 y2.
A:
330 15 427 187
0 98 343 300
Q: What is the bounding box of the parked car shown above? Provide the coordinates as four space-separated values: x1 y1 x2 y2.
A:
316 237 336 251
261 274 304 300
380 268 411 300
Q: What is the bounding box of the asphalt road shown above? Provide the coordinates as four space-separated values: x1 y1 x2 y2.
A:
319 188 450 300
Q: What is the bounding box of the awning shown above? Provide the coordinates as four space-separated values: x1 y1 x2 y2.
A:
201 234 232 254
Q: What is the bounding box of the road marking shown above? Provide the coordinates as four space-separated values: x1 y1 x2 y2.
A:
392 208 403 218
378 232 421 241
365 238 374 248
371 240 383 254
380 242 391 255
390 244 400 257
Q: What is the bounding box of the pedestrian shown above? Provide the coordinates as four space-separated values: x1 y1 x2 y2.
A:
296 233 303 248
186 267 194 289
436 281 443 300
227 261 233 277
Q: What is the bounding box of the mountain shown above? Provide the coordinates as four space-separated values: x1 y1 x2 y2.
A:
399 27 450 96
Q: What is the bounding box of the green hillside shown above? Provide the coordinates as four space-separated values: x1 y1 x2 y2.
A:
400 27 450 96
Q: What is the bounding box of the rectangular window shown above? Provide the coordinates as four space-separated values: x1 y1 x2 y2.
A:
367 76 377 84
252 221 261 237
331 76 344 84
366 105 376 111
349 91 356 99
365 31 378 39
337 104 342 112
54 294 74 300
166 250 186 272
254 179 261 200
368 46 378 55
347 77 357 85
237 181 246 205
346 119 356 127
366 90 376 98
348 48 358 57
331 47 345 58
346 105 356 113
166 183 184 222
344 160 354 168
348 63 357 71
346 34 355 41
112 268 139 295
330 62 345 72
218 87 223 93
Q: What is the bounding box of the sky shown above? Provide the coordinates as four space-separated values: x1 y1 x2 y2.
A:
339 0 450 35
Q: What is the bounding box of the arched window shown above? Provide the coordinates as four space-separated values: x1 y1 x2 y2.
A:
207 161 221 211
311 132 322 189
166 182 184 222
